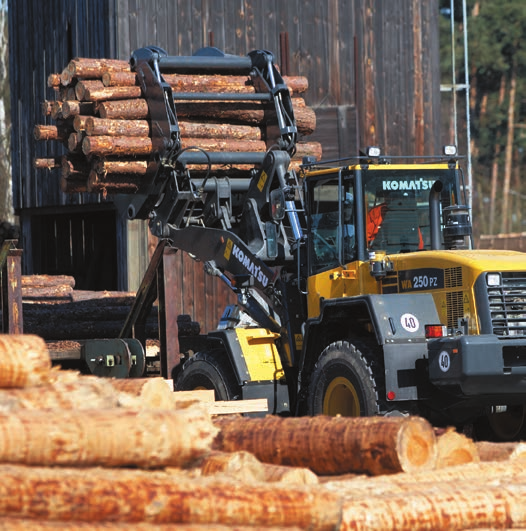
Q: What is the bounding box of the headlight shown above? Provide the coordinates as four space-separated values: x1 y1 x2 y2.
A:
366 146 381 157
443 145 457 156
486 273 502 287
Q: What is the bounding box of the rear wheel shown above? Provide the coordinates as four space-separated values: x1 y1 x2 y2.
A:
475 405 526 441
175 349 240 401
307 341 379 416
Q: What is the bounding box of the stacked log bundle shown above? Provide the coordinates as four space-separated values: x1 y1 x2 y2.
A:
20 274 158 340
34 55 321 197
0 334 526 528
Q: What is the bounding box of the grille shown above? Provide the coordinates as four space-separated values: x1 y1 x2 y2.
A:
446 291 464 329
445 266 463 288
488 273 526 337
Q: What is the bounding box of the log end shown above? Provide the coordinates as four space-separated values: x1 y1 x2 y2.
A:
396 416 438 473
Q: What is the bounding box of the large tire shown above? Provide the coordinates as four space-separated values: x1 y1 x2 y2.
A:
175 349 240 401
307 341 379 417
474 404 526 442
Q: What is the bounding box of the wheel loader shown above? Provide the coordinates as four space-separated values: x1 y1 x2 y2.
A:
111 46 526 441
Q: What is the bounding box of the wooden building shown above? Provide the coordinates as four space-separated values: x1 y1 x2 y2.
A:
8 0 441 332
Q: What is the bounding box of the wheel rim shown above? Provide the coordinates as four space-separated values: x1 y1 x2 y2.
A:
323 376 361 416
487 405 525 441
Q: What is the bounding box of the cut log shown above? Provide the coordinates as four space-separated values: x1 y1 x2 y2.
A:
0 371 119 411
87 170 141 194
61 100 95 119
47 73 61 88
40 100 54 116
85 117 150 137
33 125 69 142
22 275 76 289
66 57 130 80
108 377 176 409
97 99 150 120
178 121 263 140
435 427 479 468
94 159 149 175
82 136 152 157
0 464 341 528
51 101 63 120
476 440 526 462
337 481 526 531
0 519 286 530
74 79 105 101
22 284 74 300
82 85 143 102
73 115 91 132
33 158 62 170
67 131 84 152
200 451 319 485
213 415 437 476
0 407 216 467
0 335 52 388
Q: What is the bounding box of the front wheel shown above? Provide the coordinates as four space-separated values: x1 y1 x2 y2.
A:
307 341 379 416
175 349 240 401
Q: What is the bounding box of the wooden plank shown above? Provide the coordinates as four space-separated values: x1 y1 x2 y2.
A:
208 398 268 416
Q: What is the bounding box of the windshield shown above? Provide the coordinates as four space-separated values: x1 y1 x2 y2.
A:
364 168 460 253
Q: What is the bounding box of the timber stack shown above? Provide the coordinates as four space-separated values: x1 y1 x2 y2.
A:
0 334 526 529
34 56 320 196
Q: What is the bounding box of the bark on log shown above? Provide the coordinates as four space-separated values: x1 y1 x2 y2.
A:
75 80 105 101
0 407 216 467
0 464 341 528
85 117 150 137
476 441 526 462
61 100 95 119
108 378 175 409
66 57 130 80
94 159 149 175
0 519 287 531
33 158 62 170
213 415 437 476
22 275 76 289
435 427 479 468
200 451 319 485
178 121 263 140
338 482 526 531
87 170 141 194
22 285 74 300
82 136 152 157
82 85 143 103
33 124 69 142
0 335 52 388
97 99 150 120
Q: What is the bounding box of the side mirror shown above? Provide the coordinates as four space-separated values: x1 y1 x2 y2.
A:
269 188 286 221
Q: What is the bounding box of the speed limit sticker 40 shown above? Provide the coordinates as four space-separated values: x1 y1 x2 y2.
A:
400 313 419 332
438 351 450 372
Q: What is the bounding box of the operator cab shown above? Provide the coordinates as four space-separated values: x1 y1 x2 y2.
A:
304 147 471 275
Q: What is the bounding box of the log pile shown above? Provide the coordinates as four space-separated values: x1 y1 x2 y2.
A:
20 274 158 341
1 333 526 529
34 55 321 196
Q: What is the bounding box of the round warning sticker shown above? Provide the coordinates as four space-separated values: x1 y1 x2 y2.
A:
400 313 419 333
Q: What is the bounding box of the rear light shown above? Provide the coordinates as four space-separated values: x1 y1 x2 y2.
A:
425 324 447 339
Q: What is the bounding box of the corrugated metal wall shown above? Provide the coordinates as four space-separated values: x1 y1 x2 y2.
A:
8 0 441 332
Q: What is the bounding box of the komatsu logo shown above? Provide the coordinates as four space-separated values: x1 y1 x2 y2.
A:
225 239 269 288
382 179 435 191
